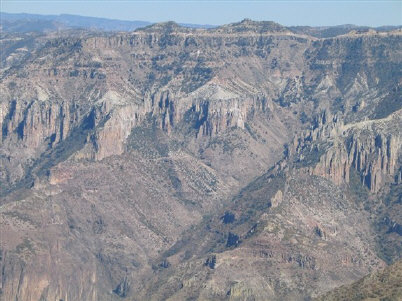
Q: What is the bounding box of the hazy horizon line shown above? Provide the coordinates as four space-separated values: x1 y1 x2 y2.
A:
2 11 401 28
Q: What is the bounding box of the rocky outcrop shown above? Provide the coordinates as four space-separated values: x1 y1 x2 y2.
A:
1 99 70 148
292 110 401 192
2 24 400 173
77 85 270 160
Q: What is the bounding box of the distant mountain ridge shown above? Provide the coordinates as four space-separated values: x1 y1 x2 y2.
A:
0 12 215 32
1 12 400 35
289 23 402 38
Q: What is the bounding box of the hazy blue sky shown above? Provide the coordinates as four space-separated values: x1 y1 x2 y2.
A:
1 0 401 27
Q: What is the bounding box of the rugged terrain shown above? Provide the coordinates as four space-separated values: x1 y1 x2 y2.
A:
315 259 402 301
0 19 401 300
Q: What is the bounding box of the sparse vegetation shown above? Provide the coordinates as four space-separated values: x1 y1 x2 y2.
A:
315 260 402 301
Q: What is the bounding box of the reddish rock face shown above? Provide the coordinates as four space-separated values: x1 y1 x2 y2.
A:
290 110 402 192
0 22 401 300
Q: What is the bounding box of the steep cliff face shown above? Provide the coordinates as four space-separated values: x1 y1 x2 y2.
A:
0 98 73 188
290 109 401 192
1 22 309 188
1 99 71 148
0 22 401 301
2 26 400 190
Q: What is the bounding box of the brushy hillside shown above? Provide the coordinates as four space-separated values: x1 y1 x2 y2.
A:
316 260 402 301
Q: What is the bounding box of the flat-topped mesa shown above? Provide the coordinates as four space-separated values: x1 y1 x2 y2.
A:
133 19 293 36
137 21 195 34
211 19 291 34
